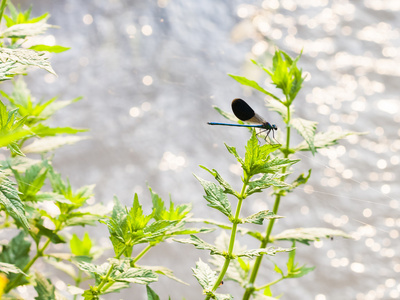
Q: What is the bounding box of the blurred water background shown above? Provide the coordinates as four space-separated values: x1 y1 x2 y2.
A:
7 0 400 299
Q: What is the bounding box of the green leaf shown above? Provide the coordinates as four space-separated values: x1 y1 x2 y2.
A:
34 272 57 300
174 234 223 256
293 130 365 152
0 48 56 76
21 136 89 153
212 106 238 122
70 233 92 256
29 45 70 53
194 175 232 218
243 132 284 177
266 100 293 122
246 172 292 196
273 227 352 245
192 258 218 291
113 267 158 285
0 17 53 38
291 118 317 155
11 163 48 202
228 74 281 101
0 262 26 275
200 165 236 196
31 124 88 137
0 231 30 286
146 285 160 300
267 50 305 104
149 185 191 221
237 247 293 258
146 265 188 285
242 210 282 225
0 170 30 230
273 169 311 197
225 143 244 165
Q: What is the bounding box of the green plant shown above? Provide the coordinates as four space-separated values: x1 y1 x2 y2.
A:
171 49 358 300
0 2 205 299
0 1 360 299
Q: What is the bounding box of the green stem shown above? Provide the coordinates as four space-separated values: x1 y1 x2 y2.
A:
131 244 153 265
205 178 248 300
5 237 52 293
257 277 283 291
242 105 292 300
0 0 7 23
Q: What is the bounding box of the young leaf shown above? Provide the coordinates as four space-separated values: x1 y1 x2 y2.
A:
29 45 70 53
0 170 30 230
0 262 26 275
246 172 292 196
293 130 365 152
146 285 160 300
33 272 56 300
273 227 352 245
21 136 89 154
194 175 232 218
146 265 188 285
0 231 31 286
113 267 158 285
273 169 311 196
242 211 282 225
228 74 281 101
174 235 224 256
266 99 293 122
192 258 218 291
290 118 317 155
200 166 236 196
224 144 244 165
0 17 53 38
11 163 47 202
0 48 56 76
212 106 238 122
236 247 293 258
70 233 92 256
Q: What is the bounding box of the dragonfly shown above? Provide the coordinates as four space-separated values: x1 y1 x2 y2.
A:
208 98 278 141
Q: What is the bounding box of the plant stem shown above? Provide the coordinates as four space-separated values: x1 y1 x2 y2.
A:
242 104 292 300
5 237 52 293
205 178 248 300
131 244 153 265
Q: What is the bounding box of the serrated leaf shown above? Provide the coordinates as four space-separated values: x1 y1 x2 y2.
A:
146 265 189 285
273 227 352 245
237 247 293 258
113 267 158 284
266 100 293 122
0 262 26 275
21 136 89 153
0 171 30 230
0 17 53 38
242 210 282 225
192 258 218 291
229 74 281 101
174 234 223 255
246 172 292 196
293 130 365 152
200 166 236 196
34 272 56 300
194 175 232 218
0 48 56 76
224 143 244 165
291 118 317 155
273 169 311 196
0 231 30 287
70 233 92 256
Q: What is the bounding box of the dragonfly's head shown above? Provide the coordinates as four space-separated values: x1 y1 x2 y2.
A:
272 124 278 130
